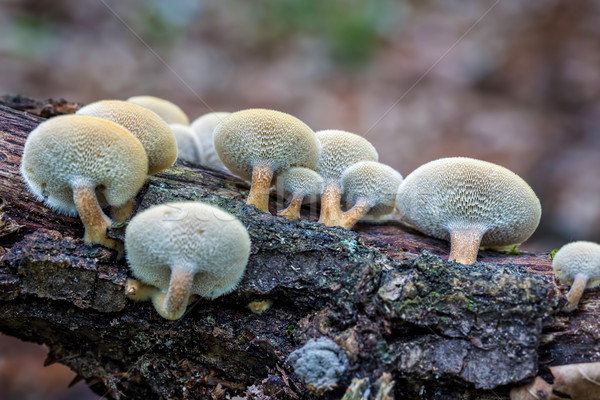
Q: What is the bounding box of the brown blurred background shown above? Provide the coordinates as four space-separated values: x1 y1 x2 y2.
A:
1 0 599 398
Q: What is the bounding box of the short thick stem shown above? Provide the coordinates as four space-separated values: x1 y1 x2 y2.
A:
318 181 343 226
153 265 194 320
448 227 484 265
247 163 274 212
278 193 304 220
72 179 123 258
565 273 589 312
340 198 371 229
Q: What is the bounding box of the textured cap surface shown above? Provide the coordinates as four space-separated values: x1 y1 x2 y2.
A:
125 202 251 299
342 161 403 217
169 123 203 164
191 112 230 169
277 167 323 199
21 115 148 215
126 95 190 125
396 157 541 246
77 100 177 175
213 109 319 180
314 130 378 181
553 241 600 286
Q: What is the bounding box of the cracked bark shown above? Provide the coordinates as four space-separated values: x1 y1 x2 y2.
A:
0 95 598 400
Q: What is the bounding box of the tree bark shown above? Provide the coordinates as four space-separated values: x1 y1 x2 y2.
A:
0 96 598 400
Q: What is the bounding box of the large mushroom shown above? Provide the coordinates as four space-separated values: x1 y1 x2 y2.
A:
396 157 541 265
213 109 320 212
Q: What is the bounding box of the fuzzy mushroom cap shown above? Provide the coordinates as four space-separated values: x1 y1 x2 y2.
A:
314 130 378 181
169 123 203 164
126 95 190 125
553 241 600 287
76 100 177 175
396 157 541 247
277 167 323 201
21 115 148 215
190 112 230 168
213 109 319 180
342 161 403 217
125 202 251 299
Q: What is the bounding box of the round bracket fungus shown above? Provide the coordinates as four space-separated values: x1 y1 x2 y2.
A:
169 123 204 165
396 157 541 265
552 241 600 312
190 111 230 170
126 95 190 125
76 99 178 175
21 115 148 256
276 167 323 220
213 109 320 212
313 130 378 226
339 161 403 229
125 202 251 320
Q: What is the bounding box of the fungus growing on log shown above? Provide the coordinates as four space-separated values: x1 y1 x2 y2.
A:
76 99 177 175
213 109 319 212
339 161 403 229
21 115 148 256
190 111 230 170
396 157 541 265
169 123 203 164
126 95 190 125
125 201 251 320
314 130 378 226
276 167 323 220
552 240 600 312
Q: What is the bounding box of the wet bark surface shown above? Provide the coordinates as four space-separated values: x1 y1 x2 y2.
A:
0 96 598 400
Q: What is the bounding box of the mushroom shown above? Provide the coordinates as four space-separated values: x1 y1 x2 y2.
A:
314 130 378 226
213 109 320 212
125 201 251 320
76 99 178 175
552 241 600 312
339 161 403 229
126 95 190 125
395 157 541 265
169 123 204 165
190 112 230 170
21 115 148 255
276 167 323 220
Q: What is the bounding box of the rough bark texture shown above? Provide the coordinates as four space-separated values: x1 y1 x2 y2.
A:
0 96 598 400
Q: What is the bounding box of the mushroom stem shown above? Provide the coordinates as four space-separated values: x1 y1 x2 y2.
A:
247 162 274 212
318 181 343 226
565 273 589 312
278 193 304 220
72 179 123 257
111 198 136 223
125 278 158 301
155 265 194 320
339 198 371 229
448 227 484 265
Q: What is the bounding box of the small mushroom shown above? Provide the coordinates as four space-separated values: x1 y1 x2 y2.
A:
169 123 204 164
314 130 378 226
125 202 251 320
396 157 541 265
21 115 148 255
126 95 190 125
552 241 600 312
339 161 403 229
190 112 230 170
76 99 178 175
276 167 323 220
213 109 320 212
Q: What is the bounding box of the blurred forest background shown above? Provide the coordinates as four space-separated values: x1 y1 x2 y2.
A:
0 0 599 398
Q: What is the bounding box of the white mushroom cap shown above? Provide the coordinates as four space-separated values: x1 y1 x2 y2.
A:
553 241 600 311
76 100 178 175
190 112 230 170
126 95 190 125
125 201 251 319
396 157 541 264
213 109 319 212
276 167 323 220
169 123 204 165
341 161 403 218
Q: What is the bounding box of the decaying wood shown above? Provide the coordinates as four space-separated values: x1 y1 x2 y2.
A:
0 96 598 400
